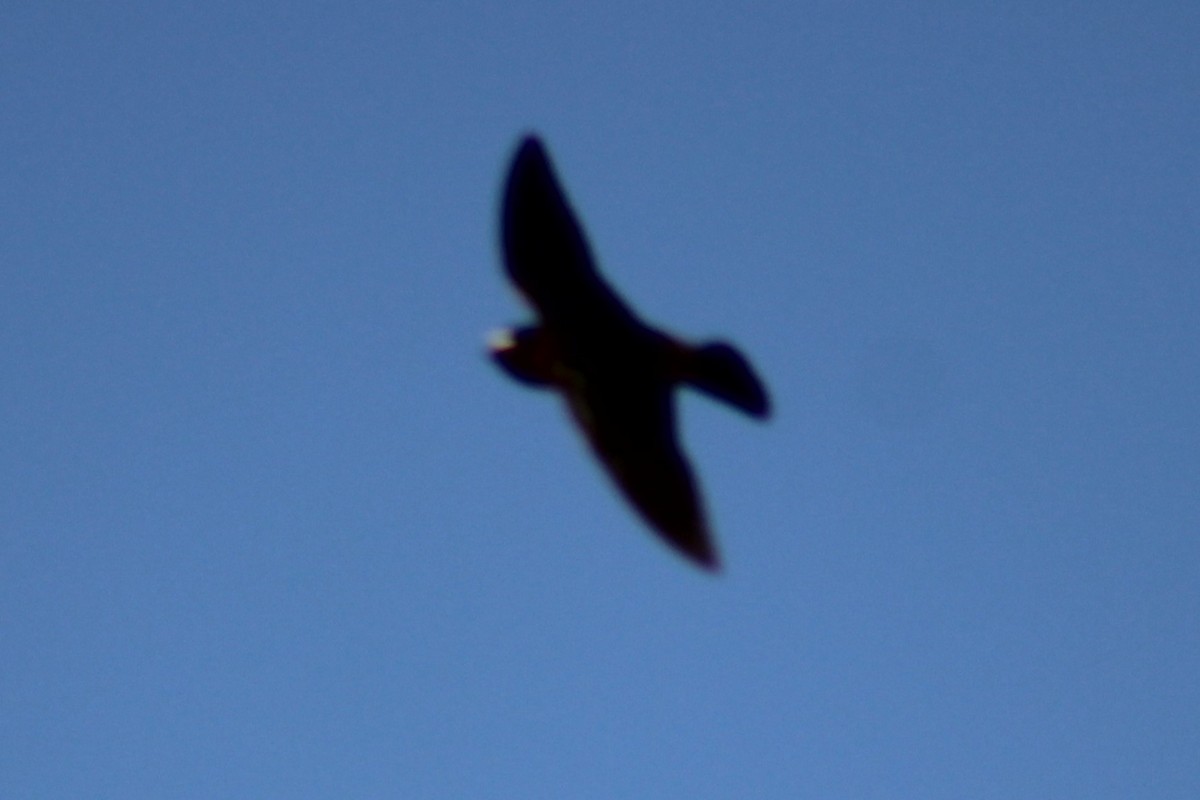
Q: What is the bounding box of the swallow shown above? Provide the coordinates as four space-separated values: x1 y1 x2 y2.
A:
489 135 770 570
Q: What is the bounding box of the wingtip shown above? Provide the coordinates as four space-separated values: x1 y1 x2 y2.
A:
692 550 723 574
512 132 548 163
671 533 722 573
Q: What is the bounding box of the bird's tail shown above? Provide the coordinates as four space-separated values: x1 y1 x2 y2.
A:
681 341 771 419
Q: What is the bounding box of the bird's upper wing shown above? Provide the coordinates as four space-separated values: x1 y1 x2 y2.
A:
564 383 718 570
500 136 636 332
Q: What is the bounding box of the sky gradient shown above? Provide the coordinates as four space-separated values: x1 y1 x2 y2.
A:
3 2 1198 797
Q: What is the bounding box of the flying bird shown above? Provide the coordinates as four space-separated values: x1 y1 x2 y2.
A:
489 135 770 570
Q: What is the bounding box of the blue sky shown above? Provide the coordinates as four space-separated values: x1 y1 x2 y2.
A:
3 2 1198 796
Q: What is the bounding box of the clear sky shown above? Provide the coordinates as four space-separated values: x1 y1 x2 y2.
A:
3 2 1198 797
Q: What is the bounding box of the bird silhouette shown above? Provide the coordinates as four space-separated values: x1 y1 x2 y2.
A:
489 135 770 570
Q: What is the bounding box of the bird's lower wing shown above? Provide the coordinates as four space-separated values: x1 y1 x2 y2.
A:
566 388 718 570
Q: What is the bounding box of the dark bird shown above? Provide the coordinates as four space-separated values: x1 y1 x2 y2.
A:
489 135 770 570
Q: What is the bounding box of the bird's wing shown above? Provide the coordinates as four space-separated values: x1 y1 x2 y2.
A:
564 384 718 570
501 136 636 332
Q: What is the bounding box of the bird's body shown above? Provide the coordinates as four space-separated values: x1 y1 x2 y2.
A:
490 135 770 570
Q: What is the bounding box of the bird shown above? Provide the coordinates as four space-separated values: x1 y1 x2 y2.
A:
489 134 771 570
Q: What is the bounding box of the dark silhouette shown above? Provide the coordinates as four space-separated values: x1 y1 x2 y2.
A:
490 135 770 570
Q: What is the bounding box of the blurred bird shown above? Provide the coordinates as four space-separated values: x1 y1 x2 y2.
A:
489 135 770 570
